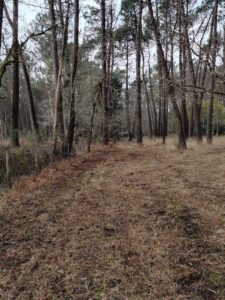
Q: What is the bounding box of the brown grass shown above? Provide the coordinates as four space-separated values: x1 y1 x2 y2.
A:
0 138 225 299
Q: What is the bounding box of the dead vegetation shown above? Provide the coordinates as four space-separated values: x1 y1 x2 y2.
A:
0 138 225 299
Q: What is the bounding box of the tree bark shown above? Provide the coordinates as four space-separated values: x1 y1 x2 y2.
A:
87 98 97 153
53 2 69 155
178 5 189 138
3 3 41 142
11 0 20 147
147 0 186 149
125 43 132 141
0 0 3 49
207 0 218 144
148 53 157 137
136 0 143 144
48 0 65 154
141 48 153 139
179 0 202 142
20 50 41 142
101 0 109 145
66 0 80 154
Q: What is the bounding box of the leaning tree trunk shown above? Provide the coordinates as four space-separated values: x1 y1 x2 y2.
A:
148 0 186 149
66 0 80 155
3 4 41 142
11 0 20 147
3 3 41 142
207 0 218 144
136 0 143 144
20 50 41 142
101 0 109 145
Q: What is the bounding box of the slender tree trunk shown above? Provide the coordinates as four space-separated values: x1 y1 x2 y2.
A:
136 0 143 144
48 0 65 153
3 4 41 142
157 50 163 138
53 3 69 155
141 49 153 139
57 0 64 28
0 0 3 49
87 99 97 153
101 0 109 145
148 54 157 137
207 0 218 144
20 50 41 142
178 6 189 138
148 0 186 149
125 43 132 141
11 0 20 147
179 0 202 142
66 0 80 154
223 23 225 101
106 1 114 122
198 12 214 113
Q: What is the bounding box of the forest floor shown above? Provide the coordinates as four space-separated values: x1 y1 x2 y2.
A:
0 138 225 299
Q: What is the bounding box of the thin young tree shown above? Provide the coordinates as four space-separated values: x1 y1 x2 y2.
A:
207 0 218 144
179 0 202 142
53 2 70 155
147 0 187 149
101 0 109 145
0 0 3 49
11 0 20 146
66 0 80 154
136 0 143 144
48 0 65 154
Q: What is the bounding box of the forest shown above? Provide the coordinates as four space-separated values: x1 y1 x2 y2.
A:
0 0 224 152
0 0 225 299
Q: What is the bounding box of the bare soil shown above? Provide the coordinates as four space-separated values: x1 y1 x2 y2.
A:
0 139 225 299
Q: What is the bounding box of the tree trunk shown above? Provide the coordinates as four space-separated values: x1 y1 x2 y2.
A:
141 48 153 139
157 50 163 138
179 0 202 142
11 0 20 147
20 50 41 142
101 0 109 145
0 0 3 49
66 0 80 154
87 99 97 153
125 43 132 141
148 52 157 137
53 3 69 155
136 0 143 144
3 3 41 142
178 6 189 138
207 0 218 144
147 0 186 149
224 24 225 96
48 0 65 154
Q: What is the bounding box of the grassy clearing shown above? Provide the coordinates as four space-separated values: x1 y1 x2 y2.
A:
0 138 225 299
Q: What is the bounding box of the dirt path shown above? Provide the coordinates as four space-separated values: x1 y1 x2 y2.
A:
0 141 225 299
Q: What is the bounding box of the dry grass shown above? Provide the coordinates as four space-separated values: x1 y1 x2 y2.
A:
0 138 225 299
